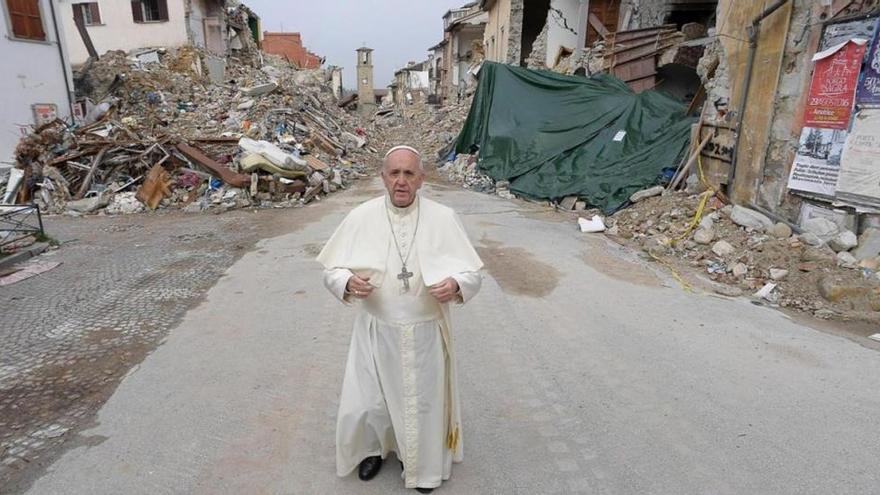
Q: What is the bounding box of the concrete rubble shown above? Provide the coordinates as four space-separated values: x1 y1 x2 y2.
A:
2 47 374 216
605 191 880 322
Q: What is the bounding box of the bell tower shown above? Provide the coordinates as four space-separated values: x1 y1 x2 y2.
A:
356 46 376 116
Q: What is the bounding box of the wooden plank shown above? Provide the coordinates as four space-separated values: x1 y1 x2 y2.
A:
607 28 677 46
609 24 677 43
588 13 610 40
136 164 173 210
606 41 680 68
74 10 99 59
612 58 655 84
176 143 251 188
701 127 736 189
670 134 712 190
717 0 793 203
74 146 109 199
605 33 681 57
831 0 854 18
629 78 657 93
305 155 330 171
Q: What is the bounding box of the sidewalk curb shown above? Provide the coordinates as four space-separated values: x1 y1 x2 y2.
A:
0 242 49 271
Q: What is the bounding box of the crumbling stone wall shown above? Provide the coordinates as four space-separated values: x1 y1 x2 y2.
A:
760 0 880 216
620 0 669 30
525 21 550 69
507 0 525 64
696 38 730 123
759 0 814 214
701 0 879 218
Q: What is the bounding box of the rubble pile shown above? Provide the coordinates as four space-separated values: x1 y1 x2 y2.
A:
370 96 502 193
606 191 880 320
3 47 376 215
374 99 470 159
437 153 496 193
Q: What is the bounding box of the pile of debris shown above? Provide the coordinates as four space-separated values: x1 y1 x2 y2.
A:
2 47 375 215
373 97 472 163
605 191 880 320
438 153 496 193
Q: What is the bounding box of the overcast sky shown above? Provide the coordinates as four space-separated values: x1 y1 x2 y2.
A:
245 1 468 90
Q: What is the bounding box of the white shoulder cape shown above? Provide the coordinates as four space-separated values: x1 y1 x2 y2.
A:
316 195 483 286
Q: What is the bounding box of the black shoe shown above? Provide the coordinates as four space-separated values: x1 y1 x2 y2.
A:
358 456 383 481
415 488 434 494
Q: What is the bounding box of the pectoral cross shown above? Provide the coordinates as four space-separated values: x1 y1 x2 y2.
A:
398 265 414 292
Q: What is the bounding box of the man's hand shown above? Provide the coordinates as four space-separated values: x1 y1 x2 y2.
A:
346 275 374 299
429 277 460 303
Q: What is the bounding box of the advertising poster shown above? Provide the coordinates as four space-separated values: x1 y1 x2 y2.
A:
804 40 867 129
31 103 58 127
835 109 880 208
820 17 877 50
857 27 880 105
787 127 847 197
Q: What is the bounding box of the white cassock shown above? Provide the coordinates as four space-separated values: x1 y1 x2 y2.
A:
317 194 483 490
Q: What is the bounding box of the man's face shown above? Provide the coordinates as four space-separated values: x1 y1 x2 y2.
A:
382 150 424 207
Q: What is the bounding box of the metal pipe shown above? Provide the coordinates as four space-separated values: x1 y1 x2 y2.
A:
729 0 790 201
48 0 76 120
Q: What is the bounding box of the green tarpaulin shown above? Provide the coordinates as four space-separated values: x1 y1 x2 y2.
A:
454 62 695 213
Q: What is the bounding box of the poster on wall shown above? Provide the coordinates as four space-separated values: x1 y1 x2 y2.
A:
820 17 878 51
803 39 867 129
835 109 880 209
31 104 58 127
787 127 847 197
857 26 880 105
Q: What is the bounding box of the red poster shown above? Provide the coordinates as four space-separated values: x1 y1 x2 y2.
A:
804 40 867 130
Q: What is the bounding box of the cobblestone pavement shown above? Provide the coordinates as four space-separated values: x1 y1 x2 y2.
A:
16 181 880 495
0 201 342 492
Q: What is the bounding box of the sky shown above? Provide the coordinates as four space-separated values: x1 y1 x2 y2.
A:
245 0 469 90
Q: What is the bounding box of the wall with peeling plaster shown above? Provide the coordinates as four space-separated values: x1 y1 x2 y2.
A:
545 0 580 67
482 0 513 63
1 0 74 165
620 0 668 30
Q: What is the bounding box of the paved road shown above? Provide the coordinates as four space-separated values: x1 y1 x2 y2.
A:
24 180 880 494
0 205 321 491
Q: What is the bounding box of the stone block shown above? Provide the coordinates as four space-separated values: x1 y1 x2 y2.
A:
853 228 880 261
802 217 839 242
729 206 774 232
712 240 734 257
828 230 857 253
629 186 664 203
694 228 715 245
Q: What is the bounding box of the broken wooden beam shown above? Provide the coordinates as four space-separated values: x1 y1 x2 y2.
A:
190 137 242 144
74 12 99 60
136 164 173 210
176 142 251 188
301 184 322 203
74 146 109 200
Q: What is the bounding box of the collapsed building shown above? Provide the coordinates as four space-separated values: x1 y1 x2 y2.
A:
474 0 880 232
431 0 880 319
0 2 379 237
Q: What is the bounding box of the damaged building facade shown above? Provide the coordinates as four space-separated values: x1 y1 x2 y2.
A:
441 3 488 103
470 0 880 232
481 0 591 68
692 1 880 234
391 62 430 106
1 0 75 166
262 31 323 69
58 0 260 67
